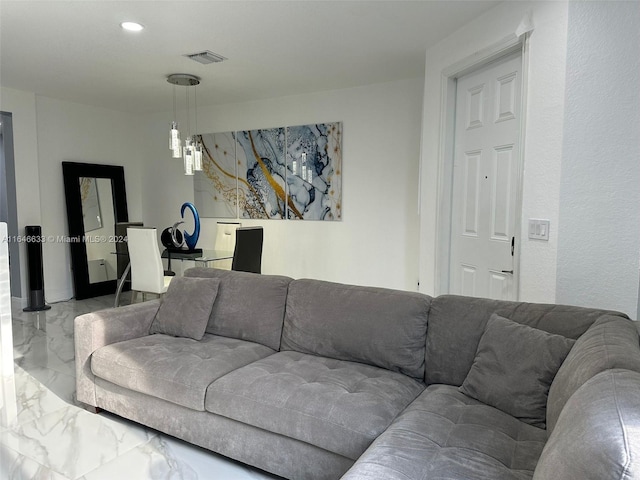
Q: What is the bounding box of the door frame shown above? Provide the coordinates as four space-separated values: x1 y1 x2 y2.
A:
434 33 530 298
0 112 21 297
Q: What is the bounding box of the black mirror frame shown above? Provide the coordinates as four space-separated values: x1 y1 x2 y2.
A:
62 161 129 300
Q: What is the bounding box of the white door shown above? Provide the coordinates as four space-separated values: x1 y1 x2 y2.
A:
449 52 522 300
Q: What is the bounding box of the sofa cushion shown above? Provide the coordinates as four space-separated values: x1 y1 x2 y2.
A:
184 268 292 350
150 276 219 340
426 295 625 386
281 279 431 379
460 313 575 428
91 333 275 411
534 369 640 480
341 384 547 480
204 351 425 459
546 315 640 433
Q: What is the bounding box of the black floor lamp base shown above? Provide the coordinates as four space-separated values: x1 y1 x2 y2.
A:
23 289 51 312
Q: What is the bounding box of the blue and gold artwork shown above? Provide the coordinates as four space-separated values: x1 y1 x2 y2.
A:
194 132 237 218
236 128 287 219
193 122 342 221
286 122 342 220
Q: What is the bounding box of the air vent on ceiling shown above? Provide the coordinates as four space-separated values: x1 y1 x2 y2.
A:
183 50 227 65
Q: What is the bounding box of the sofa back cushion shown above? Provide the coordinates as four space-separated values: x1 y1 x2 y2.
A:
150 276 219 340
425 295 626 386
281 279 432 379
533 369 640 480
459 313 575 428
546 315 640 433
184 268 292 350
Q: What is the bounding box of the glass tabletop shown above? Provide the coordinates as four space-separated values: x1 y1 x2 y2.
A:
161 249 233 262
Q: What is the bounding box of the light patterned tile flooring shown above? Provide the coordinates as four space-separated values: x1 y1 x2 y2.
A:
1 294 280 480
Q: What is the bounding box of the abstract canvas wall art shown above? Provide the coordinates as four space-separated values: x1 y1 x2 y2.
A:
194 132 237 218
194 122 342 221
286 122 342 220
236 128 287 219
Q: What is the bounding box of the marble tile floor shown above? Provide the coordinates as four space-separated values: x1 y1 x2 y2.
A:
1 294 281 480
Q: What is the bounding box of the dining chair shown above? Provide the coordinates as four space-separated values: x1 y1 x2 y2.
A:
231 226 263 274
115 222 143 281
213 221 241 270
126 227 173 303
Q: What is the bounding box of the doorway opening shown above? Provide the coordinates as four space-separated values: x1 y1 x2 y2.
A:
1 112 22 297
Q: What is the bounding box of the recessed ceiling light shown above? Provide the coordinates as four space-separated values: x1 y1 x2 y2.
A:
121 22 144 32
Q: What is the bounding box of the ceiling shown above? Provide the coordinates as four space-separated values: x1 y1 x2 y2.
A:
0 0 499 114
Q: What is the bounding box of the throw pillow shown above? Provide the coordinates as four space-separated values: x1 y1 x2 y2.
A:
150 276 220 340
459 313 575 428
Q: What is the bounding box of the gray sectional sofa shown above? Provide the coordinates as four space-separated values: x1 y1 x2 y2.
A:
74 268 640 479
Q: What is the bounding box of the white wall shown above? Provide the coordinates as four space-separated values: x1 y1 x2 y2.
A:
2 79 422 302
556 1 640 316
33 96 144 301
141 78 424 290
1 89 146 302
419 1 569 302
0 87 43 302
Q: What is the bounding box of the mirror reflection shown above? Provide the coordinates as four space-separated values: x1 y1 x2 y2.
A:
80 177 102 231
80 178 118 284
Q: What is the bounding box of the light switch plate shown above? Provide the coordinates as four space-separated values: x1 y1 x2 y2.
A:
528 219 550 241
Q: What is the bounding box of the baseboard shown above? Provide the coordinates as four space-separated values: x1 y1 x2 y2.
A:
12 296 27 310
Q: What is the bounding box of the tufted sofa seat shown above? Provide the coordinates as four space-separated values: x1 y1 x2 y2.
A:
341 385 547 480
91 333 275 411
205 350 426 460
75 268 640 480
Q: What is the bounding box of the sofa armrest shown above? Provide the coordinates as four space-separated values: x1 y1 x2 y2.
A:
74 299 160 407
534 369 640 480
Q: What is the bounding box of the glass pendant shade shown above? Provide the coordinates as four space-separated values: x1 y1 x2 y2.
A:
170 121 182 158
184 153 194 175
184 137 194 175
169 121 180 150
194 142 203 171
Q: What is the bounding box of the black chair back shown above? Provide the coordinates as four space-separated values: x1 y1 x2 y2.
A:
232 227 264 274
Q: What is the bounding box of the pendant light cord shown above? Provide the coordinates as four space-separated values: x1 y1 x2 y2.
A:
173 84 177 124
194 85 198 142
186 87 191 139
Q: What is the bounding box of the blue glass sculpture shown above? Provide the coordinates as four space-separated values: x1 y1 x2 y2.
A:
181 202 200 251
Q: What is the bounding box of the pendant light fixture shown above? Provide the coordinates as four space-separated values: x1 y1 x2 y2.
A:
167 74 203 175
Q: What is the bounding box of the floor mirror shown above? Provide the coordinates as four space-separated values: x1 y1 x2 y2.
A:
62 161 129 299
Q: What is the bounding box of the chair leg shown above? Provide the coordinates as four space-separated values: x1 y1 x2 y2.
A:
131 290 163 304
